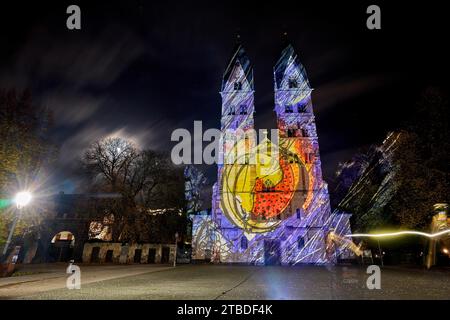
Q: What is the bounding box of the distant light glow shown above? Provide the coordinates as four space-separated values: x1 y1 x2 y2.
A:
443 248 449 254
346 229 450 239
0 199 12 209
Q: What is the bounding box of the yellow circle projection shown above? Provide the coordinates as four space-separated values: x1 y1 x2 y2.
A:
220 138 313 233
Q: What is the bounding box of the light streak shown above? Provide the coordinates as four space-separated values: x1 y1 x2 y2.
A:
346 229 450 239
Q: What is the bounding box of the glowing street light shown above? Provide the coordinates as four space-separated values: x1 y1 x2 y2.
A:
2 191 33 256
14 191 32 209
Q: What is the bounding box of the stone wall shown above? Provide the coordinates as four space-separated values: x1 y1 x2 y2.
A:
82 242 176 264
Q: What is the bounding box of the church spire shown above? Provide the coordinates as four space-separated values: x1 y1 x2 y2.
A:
222 43 254 91
274 42 310 90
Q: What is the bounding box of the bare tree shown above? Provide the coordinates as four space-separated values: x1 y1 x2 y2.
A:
81 137 185 242
83 137 139 193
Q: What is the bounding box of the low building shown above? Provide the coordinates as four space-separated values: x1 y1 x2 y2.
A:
11 192 178 264
82 242 176 264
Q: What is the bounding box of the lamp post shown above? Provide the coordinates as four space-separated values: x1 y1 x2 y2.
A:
377 239 384 267
173 232 179 267
426 203 448 269
2 191 32 256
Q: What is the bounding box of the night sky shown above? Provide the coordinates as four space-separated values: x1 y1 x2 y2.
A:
0 1 448 200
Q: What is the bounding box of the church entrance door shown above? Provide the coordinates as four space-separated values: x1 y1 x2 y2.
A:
264 240 281 265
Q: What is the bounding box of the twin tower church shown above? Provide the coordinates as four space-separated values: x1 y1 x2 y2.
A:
191 41 356 265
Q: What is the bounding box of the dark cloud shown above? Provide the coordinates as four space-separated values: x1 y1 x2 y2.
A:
1 26 144 87
0 1 448 196
42 91 105 126
314 73 391 112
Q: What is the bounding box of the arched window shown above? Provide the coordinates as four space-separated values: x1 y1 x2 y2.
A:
288 78 298 88
241 236 248 250
287 129 295 137
298 104 307 113
304 153 310 164
301 129 308 137
297 236 305 249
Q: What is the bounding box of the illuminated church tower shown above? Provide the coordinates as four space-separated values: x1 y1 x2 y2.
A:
191 41 355 265
216 43 256 197
212 43 258 257
220 44 255 132
271 43 333 263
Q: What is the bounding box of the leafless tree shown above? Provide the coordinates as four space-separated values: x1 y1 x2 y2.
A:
81 137 185 242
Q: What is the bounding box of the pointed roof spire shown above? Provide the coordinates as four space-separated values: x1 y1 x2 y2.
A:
222 42 254 91
274 42 310 90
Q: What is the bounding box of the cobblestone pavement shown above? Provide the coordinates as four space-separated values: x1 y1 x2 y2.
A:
0 263 172 299
2 264 449 300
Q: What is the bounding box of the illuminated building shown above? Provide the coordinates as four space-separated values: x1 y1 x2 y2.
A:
191 42 355 265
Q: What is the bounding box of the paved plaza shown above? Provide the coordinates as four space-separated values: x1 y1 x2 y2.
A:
1 264 449 300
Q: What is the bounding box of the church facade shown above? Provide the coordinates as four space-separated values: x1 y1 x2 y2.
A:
191 42 355 265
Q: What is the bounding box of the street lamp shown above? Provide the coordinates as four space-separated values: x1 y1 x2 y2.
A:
173 232 179 267
14 191 32 209
1 191 32 256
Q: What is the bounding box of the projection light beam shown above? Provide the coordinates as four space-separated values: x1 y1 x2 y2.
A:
346 229 450 239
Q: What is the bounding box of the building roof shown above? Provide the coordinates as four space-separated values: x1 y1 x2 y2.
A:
222 44 254 91
274 43 310 89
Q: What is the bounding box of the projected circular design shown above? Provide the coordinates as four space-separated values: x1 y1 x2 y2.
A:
220 138 314 233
